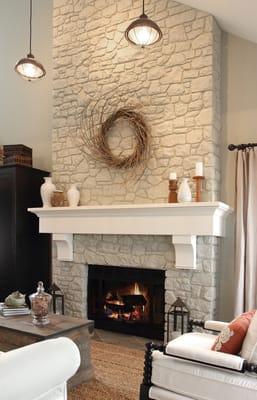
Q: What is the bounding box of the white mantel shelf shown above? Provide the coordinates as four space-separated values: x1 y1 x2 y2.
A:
28 202 233 269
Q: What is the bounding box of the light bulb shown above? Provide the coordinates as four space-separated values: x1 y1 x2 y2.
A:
128 25 160 47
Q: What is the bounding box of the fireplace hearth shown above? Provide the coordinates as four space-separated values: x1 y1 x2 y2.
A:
88 265 165 340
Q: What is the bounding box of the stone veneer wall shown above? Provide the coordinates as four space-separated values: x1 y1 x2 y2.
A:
52 0 221 323
53 235 220 320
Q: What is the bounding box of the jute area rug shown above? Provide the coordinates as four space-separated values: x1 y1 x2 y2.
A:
69 340 145 400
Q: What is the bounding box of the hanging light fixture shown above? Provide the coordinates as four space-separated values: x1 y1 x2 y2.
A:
125 0 162 47
14 0 46 81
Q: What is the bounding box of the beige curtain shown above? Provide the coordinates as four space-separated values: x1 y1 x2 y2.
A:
235 148 257 315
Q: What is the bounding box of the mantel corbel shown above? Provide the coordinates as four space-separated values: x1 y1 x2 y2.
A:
172 235 197 269
52 234 73 262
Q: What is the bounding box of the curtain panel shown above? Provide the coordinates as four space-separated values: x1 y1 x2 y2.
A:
235 148 257 315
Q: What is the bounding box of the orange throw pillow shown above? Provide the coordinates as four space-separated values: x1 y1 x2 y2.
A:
212 310 256 354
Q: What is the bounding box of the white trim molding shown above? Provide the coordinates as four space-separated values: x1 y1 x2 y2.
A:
28 202 232 269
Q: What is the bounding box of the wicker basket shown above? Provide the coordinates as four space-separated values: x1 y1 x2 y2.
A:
3 145 32 167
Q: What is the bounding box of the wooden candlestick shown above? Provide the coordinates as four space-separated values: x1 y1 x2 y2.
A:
168 179 178 203
193 176 205 202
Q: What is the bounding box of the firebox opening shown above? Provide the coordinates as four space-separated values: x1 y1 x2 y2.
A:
88 265 165 340
104 282 149 322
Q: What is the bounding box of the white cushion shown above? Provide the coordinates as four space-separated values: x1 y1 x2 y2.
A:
165 332 244 371
151 350 257 400
204 320 229 332
150 386 193 400
241 311 257 362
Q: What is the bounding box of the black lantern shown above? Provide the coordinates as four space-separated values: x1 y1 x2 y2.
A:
50 283 65 315
166 297 190 342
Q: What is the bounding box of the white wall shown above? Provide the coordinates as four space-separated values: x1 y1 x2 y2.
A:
0 0 53 171
220 33 257 320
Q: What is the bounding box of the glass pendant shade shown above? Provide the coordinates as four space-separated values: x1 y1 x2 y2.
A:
125 13 162 47
15 54 46 81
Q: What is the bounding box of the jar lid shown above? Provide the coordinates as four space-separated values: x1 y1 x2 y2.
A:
37 281 45 294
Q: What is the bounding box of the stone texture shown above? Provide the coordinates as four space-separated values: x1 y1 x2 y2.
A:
52 0 222 325
53 235 220 321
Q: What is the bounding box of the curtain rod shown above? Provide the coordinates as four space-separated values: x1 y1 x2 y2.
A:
228 143 257 151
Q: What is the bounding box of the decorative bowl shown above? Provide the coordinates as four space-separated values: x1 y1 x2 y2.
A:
5 291 26 307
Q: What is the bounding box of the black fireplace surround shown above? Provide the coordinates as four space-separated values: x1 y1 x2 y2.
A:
88 265 165 340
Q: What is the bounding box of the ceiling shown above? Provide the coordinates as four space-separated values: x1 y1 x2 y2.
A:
179 0 257 44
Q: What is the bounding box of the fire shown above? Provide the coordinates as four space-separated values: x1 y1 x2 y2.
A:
134 282 141 295
104 282 148 322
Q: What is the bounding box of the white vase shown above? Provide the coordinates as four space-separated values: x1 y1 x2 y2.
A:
40 177 56 208
177 178 192 203
67 184 80 207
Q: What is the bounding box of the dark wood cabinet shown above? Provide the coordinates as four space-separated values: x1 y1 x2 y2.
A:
0 165 51 301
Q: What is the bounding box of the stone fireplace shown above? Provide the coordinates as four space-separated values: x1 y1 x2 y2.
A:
48 0 226 336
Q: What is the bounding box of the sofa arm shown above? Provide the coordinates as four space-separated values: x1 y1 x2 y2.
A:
204 320 229 332
165 334 244 371
0 337 80 400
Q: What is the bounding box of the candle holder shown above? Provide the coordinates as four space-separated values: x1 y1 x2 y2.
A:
193 176 205 202
168 179 178 203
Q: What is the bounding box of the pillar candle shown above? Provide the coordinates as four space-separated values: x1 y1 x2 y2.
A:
195 162 203 176
169 172 177 180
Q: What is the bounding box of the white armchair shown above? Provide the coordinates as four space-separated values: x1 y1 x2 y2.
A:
140 319 257 400
0 337 81 400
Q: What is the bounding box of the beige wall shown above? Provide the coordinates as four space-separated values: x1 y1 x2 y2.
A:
220 33 257 320
221 33 257 207
0 0 53 171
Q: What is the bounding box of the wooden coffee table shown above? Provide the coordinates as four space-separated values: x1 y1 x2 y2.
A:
0 314 94 388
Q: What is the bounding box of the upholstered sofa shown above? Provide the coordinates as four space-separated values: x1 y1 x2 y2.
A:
140 319 257 400
0 337 80 400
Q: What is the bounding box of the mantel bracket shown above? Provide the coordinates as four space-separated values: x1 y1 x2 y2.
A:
172 235 196 269
52 234 73 262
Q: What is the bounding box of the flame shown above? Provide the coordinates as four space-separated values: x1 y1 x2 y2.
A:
134 282 141 295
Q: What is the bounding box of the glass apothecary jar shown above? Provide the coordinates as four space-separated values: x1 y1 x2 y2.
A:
29 281 52 326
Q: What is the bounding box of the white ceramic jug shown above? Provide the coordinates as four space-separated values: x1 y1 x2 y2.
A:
177 178 192 203
67 184 80 207
40 177 56 208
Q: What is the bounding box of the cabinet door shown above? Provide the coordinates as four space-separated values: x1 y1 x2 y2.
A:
0 169 15 300
15 167 51 295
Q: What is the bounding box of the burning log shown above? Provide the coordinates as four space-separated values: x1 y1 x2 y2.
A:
105 302 134 313
104 285 148 322
122 294 147 306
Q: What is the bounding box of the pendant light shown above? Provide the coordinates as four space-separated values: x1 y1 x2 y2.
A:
125 0 162 47
14 0 46 81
